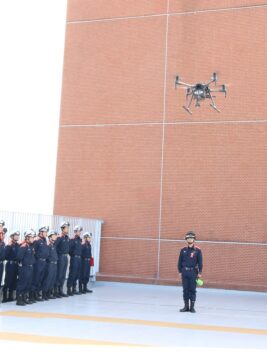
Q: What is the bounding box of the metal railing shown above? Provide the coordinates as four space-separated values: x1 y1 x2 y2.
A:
0 210 103 281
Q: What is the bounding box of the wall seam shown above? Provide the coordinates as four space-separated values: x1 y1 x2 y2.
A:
101 236 267 246
60 119 267 127
157 0 169 280
66 3 267 25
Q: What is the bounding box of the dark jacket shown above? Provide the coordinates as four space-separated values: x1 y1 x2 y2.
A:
81 242 92 259
69 236 82 257
17 244 35 266
178 246 203 274
5 242 20 261
56 234 70 255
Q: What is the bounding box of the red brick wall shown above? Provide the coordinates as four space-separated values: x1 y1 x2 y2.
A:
54 0 267 291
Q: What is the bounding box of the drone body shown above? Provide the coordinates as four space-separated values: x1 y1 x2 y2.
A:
175 73 227 114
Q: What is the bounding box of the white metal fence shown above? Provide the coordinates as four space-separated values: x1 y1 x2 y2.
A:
0 210 103 282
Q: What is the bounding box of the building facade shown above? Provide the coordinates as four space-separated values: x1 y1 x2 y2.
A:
54 0 267 291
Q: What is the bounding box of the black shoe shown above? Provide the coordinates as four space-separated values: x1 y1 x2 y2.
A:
23 293 31 305
78 283 83 294
67 287 73 296
35 291 44 301
2 287 8 303
8 290 15 302
81 284 86 294
190 301 196 313
49 290 56 299
42 291 49 301
16 293 26 306
78 283 83 295
72 289 78 295
84 284 93 293
55 287 62 298
73 287 81 295
29 291 37 303
180 300 190 312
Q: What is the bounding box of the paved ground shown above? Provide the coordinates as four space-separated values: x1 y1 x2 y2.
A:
0 281 266 358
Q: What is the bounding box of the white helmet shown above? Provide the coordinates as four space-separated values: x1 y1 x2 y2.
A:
39 226 49 233
30 229 36 237
60 221 70 229
48 230 58 238
10 230 20 237
83 232 92 238
24 230 34 238
74 225 83 232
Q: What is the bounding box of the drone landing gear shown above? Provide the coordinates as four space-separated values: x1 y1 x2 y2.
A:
210 104 220 113
183 106 192 115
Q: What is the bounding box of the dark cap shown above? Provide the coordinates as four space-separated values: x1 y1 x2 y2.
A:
185 231 196 240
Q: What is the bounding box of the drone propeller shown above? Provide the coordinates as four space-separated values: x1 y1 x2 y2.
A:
175 75 180 88
221 84 227 97
210 84 227 97
206 72 218 86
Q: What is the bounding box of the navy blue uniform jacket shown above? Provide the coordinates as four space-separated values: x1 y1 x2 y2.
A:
178 246 203 274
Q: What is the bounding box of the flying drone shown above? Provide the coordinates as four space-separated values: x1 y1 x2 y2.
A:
174 72 227 114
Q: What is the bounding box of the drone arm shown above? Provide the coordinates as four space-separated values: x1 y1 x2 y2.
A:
210 87 227 97
206 79 215 86
178 80 194 87
209 89 226 92
206 72 217 86
175 75 194 88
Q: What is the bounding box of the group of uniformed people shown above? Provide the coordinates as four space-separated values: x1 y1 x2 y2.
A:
0 220 94 306
1 218 204 312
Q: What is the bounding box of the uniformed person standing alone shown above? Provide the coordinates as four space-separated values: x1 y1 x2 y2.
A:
55 221 70 297
67 225 82 296
79 232 93 294
178 231 203 313
2 230 20 302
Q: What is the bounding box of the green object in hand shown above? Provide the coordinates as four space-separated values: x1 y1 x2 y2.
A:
196 278 204 286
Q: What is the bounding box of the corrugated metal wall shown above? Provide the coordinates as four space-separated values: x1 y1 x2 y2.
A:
0 210 103 280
